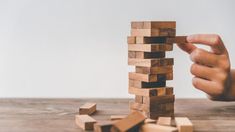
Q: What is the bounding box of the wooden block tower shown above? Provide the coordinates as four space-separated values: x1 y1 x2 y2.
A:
127 21 176 119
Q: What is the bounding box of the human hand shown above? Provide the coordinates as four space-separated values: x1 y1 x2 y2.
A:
177 34 233 101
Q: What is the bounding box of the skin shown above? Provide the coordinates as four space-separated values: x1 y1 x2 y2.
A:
177 34 235 101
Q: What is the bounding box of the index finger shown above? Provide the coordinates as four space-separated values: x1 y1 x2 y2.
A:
187 34 227 54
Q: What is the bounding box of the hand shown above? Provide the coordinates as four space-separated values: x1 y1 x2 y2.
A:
177 34 234 101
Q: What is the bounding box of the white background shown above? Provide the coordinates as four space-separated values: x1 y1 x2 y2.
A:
0 0 235 98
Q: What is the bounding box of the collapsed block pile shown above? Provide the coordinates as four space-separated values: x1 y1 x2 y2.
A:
127 21 176 119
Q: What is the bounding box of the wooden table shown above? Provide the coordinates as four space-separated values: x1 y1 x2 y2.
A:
0 98 235 132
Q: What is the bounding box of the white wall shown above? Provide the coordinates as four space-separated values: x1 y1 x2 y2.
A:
0 0 235 98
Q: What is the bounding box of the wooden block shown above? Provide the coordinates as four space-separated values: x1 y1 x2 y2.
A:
128 58 174 67
112 111 146 132
144 118 156 124
166 36 187 44
129 79 166 88
131 21 176 29
129 72 173 82
127 36 136 44
128 86 173 97
131 29 175 37
143 95 175 105
128 44 173 52
128 51 165 59
94 121 114 132
136 36 166 43
144 111 175 119
140 124 178 132
175 117 193 132
110 115 127 121
157 117 172 126
135 95 143 103
129 101 174 112
75 115 96 130
136 66 173 74
79 103 96 115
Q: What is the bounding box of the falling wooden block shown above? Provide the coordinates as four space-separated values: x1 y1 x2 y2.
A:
129 72 173 82
143 95 175 105
128 51 165 59
79 103 96 115
144 118 156 124
140 124 177 132
128 58 174 67
112 111 146 132
127 36 136 44
175 117 193 132
129 79 166 88
131 29 175 37
157 117 172 126
166 36 187 44
131 21 176 29
75 115 96 130
110 115 127 121
94 121 114 132
128 86 173 97
136 66 173 74
128 44 173 52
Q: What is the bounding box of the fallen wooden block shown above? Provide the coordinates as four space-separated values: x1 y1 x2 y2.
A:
157 117 172 126
128 86 173 97
128 58 174 67
143 95 175 105
131 29 175 37
135 66 173 74
128 51 165 59
110 115 127 121
112 111 146 132
128 44 173 52
140 124 177 132
75 115 96 130
175 117 193 132
129 72 173 82
131 21 176 29
144 118 156 124
94 121 114 132
166 36 187 44
129 79 166 88
79 102 96 115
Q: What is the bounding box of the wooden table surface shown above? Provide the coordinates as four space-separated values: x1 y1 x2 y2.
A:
0 98 235 132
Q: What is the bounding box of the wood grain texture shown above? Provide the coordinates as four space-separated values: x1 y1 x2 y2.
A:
128 86 173 96
131 29 175 37
112 111 145 132
0 98 235 132
136 66 173 74
131 21 176 29
128 58 174 67
175 117 193 132
128 44 173 52
75 115 96 130
79 102 96 115
129 72 173 82
140 124 177 132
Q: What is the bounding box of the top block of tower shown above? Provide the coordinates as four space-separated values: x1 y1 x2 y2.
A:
131 21 176 29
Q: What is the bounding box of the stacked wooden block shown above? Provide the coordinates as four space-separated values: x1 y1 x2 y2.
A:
128 21 176 119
